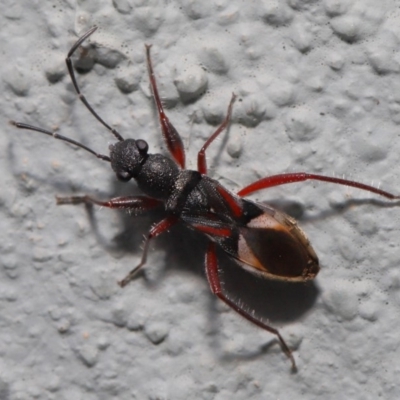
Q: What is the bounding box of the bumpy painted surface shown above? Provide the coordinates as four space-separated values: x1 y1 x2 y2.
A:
2 1 400 399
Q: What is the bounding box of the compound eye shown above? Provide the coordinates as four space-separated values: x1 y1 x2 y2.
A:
136 139 148 155
116 171 131 182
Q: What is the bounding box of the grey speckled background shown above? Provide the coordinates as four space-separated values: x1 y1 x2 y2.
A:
2 1 400 399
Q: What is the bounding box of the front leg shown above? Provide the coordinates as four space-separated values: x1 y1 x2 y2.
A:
145 45 186 168
56 194 162 214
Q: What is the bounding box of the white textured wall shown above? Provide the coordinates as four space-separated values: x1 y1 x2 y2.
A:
2 1 400 399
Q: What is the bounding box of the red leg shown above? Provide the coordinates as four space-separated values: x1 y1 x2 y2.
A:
56 194 172 286
118 215 179 287
56 194 162 212
237 172 400 200
197 94 236 174
145 45 185 168
214 182 244 219
181 210 240 238
205 242 296 371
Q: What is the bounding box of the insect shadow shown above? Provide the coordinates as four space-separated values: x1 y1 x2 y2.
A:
83 182 321 339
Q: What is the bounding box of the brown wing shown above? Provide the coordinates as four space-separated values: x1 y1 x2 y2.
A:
237 205 320 282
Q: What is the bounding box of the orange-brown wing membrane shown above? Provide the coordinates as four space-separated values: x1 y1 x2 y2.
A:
237 205 319 282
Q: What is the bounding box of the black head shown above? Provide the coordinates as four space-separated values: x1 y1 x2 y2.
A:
109 138 149 182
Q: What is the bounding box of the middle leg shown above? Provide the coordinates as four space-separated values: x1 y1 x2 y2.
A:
56 194 173 286
197 94 236 175
118 215 179 287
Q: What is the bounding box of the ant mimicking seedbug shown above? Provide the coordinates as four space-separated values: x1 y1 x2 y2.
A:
11 26 400 371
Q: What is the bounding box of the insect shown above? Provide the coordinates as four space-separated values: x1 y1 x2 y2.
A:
11 26 400 371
